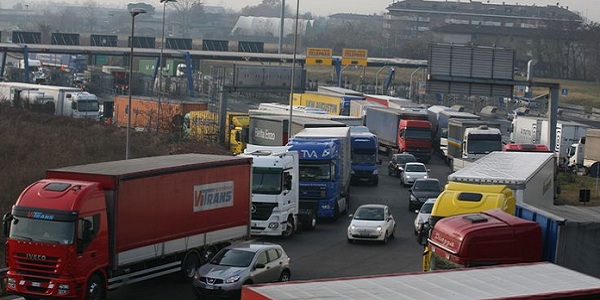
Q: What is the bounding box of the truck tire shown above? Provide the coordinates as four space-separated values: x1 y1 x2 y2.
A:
85 274 105 300
181 251 201 279
282 215 295 238
304 210 317 231
201 245 219 264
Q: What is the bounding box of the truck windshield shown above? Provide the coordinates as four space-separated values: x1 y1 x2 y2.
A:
467 137 503 154
352 150 377 164
9 217 75 245
252 168 282 195
404 128 432 140
299 163 332 182
430 252 464 271
77 100 100 112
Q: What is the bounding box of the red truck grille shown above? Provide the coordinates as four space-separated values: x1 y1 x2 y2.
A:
13 252 61 281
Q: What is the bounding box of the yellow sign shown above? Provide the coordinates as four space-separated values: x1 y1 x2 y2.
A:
306 48 332 66
341 48 368 67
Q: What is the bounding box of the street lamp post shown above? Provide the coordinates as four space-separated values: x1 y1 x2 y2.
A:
126 8 146 160
287 0 300 138
158 0 177 132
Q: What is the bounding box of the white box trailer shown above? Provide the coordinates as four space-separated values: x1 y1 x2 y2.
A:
448 151 556 207
241 262 600 300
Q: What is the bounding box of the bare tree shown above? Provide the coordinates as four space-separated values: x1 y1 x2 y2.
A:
171 0 204 37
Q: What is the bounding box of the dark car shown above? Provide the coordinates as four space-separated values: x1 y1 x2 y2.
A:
408 178 442 211
387 152 417 177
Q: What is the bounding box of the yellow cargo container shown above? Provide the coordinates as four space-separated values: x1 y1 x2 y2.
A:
291 92 342 115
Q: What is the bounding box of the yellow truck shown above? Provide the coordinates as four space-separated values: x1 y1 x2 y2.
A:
418 182 516 271
185 111 249 154
226 112 250 154
292 92 363 116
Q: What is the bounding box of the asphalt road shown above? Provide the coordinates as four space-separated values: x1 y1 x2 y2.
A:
104 153 451 299
2 152 453 300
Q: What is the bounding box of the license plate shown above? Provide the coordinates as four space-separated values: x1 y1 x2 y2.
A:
204 284 215 290
31 282 41 287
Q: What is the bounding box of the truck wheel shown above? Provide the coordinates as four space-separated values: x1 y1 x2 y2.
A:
304 211 317 231
282 216 295 238
181 251 201 279
201 245 219 264
85 274 105 300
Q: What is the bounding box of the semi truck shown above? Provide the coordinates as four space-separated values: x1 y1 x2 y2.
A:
291 92 364 116
425 209 543 271
567 128 600 175
288 127 351 224
241 262 600 300
448 151 556 207
249 108 363 127
436 110 480 160
447 119 503 171
239 145 300 237
1 154 252 300
248 114 346 146
0 82 99 119
422 202 600 279
0 85 55 113
364 106 432 162
184 111 249 154
112 95 208 133
348 99 384 119
349 131 379 185
364 94 423 109
509 115 588 168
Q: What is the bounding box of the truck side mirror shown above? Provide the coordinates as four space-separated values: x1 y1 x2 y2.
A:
416 222 430 246
2 213 13 237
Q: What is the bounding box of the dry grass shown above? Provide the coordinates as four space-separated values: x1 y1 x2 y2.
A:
556 172 600 206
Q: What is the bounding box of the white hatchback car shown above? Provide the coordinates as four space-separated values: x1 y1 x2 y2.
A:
400 162 430 186
414 198 436 235
347 204 396 244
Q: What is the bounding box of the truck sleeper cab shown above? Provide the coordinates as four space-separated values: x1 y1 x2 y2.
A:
428 209 542 271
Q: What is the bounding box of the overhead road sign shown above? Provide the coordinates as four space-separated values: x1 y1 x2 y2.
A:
341 48 368 67
306 48 332 66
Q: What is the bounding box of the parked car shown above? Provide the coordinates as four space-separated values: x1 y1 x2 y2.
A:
408 178 441 211
414 198 437 235
400 162 430 186
192 242 291 299
347 204 396 244
388 152 417 177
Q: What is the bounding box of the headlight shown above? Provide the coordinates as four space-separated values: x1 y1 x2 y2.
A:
372 169 378 175
226 275 241 283
406 175 411 178
424 175 428 178
376 226 382 232
194 270 201 280
268 222 279 228
350 225 356 230
410 194 417 201
351 169 355 174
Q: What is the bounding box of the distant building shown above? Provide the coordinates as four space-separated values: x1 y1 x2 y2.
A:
384 0 583 47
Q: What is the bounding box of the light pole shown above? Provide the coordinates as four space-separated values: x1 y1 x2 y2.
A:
287 0 300 139
126 8 146 160
158 0 177 132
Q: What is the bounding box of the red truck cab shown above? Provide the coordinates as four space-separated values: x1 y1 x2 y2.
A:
3 179 109 299
428 209 542 271
398 118 432 163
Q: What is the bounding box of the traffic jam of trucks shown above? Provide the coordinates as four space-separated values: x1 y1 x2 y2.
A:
5 82 600 299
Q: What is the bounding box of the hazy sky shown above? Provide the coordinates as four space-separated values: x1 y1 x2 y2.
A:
23 0 600 22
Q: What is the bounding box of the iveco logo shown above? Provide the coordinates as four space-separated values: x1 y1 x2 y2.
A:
251 205 257 213
26 254 47 261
